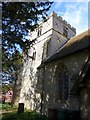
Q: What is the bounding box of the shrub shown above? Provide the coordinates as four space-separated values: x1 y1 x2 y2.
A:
0 103 11 110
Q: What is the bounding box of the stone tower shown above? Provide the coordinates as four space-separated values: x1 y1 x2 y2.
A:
18 11 76 111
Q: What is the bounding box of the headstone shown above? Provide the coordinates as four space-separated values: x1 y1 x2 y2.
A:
17 103 24 114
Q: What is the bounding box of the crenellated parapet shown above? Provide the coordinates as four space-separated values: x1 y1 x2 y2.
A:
50 11 76 33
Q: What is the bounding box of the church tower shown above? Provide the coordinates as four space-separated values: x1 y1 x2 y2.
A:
29 11 76 68
18 11 76 111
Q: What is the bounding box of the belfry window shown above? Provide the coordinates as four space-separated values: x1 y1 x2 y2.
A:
63 26 68 38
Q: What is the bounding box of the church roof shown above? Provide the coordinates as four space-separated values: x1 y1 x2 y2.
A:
44 29 90 63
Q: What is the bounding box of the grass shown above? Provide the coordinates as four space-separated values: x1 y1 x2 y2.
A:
1 111 48 120
0 103 17 113
0 103 48 120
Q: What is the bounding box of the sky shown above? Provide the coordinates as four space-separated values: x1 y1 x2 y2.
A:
48 1 89 35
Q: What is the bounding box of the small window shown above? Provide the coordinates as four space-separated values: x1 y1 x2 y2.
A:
37 26 42 37
33 51 36 60
63 26 68 38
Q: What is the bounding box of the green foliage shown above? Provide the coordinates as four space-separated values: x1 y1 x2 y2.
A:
0 103 12 110
2 84 13 93
2 2 53 84
2 112 48 120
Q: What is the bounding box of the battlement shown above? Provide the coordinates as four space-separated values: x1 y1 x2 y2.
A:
36 11 76 33
50 11 76 33
30 11 76 40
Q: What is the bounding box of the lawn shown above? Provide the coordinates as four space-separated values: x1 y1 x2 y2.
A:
0 103 48 120
1 111 48 120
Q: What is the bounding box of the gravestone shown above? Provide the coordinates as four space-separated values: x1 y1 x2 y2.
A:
17 103 24 114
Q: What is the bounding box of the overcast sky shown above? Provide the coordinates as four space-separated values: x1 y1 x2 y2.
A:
48 1 89 35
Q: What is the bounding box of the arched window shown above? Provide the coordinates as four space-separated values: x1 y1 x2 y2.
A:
55 63 69 101
58 71 69 100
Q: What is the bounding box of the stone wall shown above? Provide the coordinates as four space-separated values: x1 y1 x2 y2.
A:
37 49 88 115
80 71 90 119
